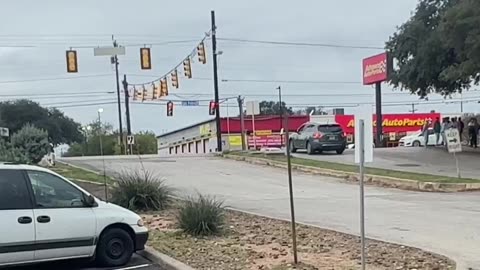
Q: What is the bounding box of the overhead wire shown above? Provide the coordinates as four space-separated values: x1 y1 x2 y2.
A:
217 38 384 50
0 74 114 84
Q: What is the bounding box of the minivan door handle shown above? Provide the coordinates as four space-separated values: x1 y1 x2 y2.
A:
37 216 51 223
18 216 32 224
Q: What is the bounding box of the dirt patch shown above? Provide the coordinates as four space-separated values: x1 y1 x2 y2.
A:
144 208 454 270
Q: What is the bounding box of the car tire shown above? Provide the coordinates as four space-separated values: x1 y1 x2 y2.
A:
413 141 421 147
306 142 313 155
96 228 134 267
289 140 297 153
336 149 345 155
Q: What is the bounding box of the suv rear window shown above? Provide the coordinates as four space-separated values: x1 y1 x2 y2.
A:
0 170 32 210
318 125 343 133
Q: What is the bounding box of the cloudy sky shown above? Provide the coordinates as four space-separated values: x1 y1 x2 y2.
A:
0 0 477 135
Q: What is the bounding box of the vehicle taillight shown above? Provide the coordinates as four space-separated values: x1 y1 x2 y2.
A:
343 132 347 137
313 132 324 139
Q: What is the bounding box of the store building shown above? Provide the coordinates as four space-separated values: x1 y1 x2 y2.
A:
156 115 309 156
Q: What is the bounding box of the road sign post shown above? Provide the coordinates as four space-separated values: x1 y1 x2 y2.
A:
445 128 462 178
127 135 135 155
354 104 373 270
284 115 298 265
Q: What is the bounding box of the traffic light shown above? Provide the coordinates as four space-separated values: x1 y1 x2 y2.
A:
66 50 78 73
140 48 151 70
197 42 207 64
171 70 179 88
166 101 174 117
160 79 169 97
183 58 192 78
133 87 144 101
209 100 216 115
152 83 161 100
142 86 148 101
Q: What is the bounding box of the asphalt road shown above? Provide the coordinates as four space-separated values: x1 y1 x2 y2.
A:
294 146 480 179
6 254 160 270
63 155 480 270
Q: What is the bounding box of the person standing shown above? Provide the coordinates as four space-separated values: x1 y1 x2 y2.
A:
458 117 465 141
422 120 430 147
468 119 478 148
441 117 450 148
433 117 441 146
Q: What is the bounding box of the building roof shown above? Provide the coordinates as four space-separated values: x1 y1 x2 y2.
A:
156 118 215 138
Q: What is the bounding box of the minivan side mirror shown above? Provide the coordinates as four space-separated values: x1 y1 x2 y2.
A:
84 194 97 207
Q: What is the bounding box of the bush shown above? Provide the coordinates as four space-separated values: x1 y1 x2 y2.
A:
111 169 171 211
178 194 225 236
11 124 50 164
0 140 29 163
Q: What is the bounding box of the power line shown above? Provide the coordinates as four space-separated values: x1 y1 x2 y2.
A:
218 38 384 50
0 91 115 97
52 101 118 109
0 74 114 84
221 78 361 84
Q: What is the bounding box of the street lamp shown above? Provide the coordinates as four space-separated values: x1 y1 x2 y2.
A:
81 125 92 156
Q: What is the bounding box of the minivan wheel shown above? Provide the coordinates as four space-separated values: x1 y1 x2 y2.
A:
96 228 134 267
306 142 313 155
289 140 297 153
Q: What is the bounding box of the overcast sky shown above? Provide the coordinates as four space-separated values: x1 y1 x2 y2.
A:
0 0 476 135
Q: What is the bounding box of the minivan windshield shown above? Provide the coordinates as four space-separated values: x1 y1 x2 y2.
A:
318 125 343 133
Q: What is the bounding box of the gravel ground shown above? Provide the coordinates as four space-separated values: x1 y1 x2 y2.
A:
144 208 454 270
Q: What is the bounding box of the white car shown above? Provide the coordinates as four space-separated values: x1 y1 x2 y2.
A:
399 129 443 147
0 163 148 268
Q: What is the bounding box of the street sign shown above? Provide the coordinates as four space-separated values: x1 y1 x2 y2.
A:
181 100 199 106
126 135 135 145
255 130 272 136
94 46 126 56
446 128 462 153
246 101 260 115
0 127 9 137
355 105 373 163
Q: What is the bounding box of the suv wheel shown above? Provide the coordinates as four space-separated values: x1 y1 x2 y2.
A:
289 140 297 153
96 228 134 267
336 149 345 155
306 142 313 155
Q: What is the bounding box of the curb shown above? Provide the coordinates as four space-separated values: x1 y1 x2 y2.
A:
222 154 480 193
139 246 196 270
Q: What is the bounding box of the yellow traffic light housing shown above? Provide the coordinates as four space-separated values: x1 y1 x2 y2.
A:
197 42 207 64
140 48 152 70
183 58 192 79
160 79 169 97
66 50 78 73
171 70 179 89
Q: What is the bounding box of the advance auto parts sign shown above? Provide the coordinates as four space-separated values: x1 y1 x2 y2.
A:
362 52 391 85
336 113 440 134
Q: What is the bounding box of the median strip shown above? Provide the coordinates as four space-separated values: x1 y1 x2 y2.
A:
223 152 480 192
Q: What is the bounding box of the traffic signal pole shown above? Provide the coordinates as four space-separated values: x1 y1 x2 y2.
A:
211 10 222 152
123 75 132 154
113 38 125 154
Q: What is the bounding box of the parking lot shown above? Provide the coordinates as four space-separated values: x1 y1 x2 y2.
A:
5 254 161 270
294 146 480 179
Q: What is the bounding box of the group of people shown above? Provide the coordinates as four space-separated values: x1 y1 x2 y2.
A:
423 117 479 148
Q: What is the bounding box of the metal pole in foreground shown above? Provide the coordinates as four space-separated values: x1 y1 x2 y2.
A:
277 86 283 147
112 38 124 154
123 75 132 155
375 82 382 147
284 116 298 264
359 119 366 270
237 95 246 150
98 110 108 203
211 10 222 152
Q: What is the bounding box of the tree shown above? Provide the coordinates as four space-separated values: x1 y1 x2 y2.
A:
386 0 479 97
0 140 29 164
11 124 50 164
295 106 328 115
258 101 294 115
133 131 157 155
0 100 83 146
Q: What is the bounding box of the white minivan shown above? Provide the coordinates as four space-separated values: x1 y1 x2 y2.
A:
0 163 148 268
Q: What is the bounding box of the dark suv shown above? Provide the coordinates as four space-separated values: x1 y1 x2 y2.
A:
289 122 347 155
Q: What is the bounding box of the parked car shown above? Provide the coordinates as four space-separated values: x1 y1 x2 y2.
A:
0 163 148 268
289 122 347 154
399 128 442 147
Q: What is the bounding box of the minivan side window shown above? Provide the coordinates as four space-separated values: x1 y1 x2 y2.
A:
27 171 86 208
0 170 32 210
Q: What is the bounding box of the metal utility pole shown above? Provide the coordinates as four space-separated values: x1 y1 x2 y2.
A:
123 75 132 154
211 10 222 152
409 103 417 114
277 86 283 131
375 82 382 147
358 119 366 270
237 95 246 150
112 36 124 154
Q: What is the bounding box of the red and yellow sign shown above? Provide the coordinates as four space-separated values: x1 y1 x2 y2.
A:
335 113 440 134
362 52 390 85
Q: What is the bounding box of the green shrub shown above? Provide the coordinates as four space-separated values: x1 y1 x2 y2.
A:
178 194 225 236
0 140 29 163
11 124 50 164
111 170 171 211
